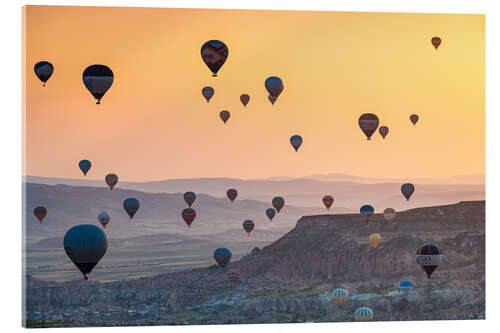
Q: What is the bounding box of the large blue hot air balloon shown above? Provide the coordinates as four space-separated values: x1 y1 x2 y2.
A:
63 224 108 280
265 76 284 99
272 196 285 213
213 248 232 268
34 61 54 86
82 64 114 104
360 204 374 224
290 135 303 152
266 208 276 221
78 159 92 176
401 183 415 201
201 40 228 77
123 198 140 219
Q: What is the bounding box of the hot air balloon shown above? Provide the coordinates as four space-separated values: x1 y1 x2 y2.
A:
265 76 284 99
410 114 419 125
400 280 413 292
379 126 389 139
183 191 196 207
226 271 241 282
383 208 396 223
213 248 232 268
290 135 303 152
78 160 91 176
123 198 139 219
82 64 114 104
33 206 47 223
416 244 442 279
358 113 379 140
268 94 277 105
202 86 214 102
97 211 111 228
243 219 255 236
201 40 228 77
34 61 54 86
431 37 441 50
240 94 250 106
401 183 415 201
354 307 373 321
332 288 349 306
272 196 285 213
226 189 238 202
105 173 118 190
182 208 196 227
220 110 230 124
266 208 276 221
360 204 374 224
369 233 382 249
322 195 334 210
63 224 108 280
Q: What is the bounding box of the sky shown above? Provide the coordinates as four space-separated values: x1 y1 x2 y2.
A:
24 6 484 181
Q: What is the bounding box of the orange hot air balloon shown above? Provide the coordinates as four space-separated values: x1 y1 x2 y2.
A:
383 208 396 223
369 233 382 249
431 37 441 50
322 195 334 210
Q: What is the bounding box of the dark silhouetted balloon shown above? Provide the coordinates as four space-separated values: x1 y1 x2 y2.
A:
360 204 374 224
272 196 285 213
34 61 54 86
220 110 230 124
63 224 108 280
201 40 228 77
202 86 214 102
416 244 442 279
431 37 441 50
383 208 396 223
240 94 250 106
265 76 284 99
82 64 114 104
33 206 47 223
379 126 389 139
268 94 277 105
322 195 334 210
266 208 276 221
105 174 118 190
243 219 255 236
410 114 419 125
354 307 373 321
358 113 379 140
401 183 415 201
213 248 232 268
290 135 303 152
226 188 238 202
182 208 196 227
184 191 196 207
97 211 111 228
78 160 91 176
123 198 140 219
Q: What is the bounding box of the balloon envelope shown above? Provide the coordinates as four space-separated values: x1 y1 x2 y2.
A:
410 114 419 125
78 160 92 176
123 198 140 219
360 204 374 223
226 189 238 202
369 233 382 248
266 208 276 221
183 191 196 207
431 37 442 49
97 211 111 228
213 248 232 268
202 86 214 102
379 126 389 139
358 113 379 140
33 206 47 223
240 94 250 106
226 271 241 282
354 307 373 321
400 280 413 291
401 183 415 201
63 224 108 280
243 219 255 236
290 135 303 152
220 110 230 124
416 244 442 278
383 208 396 223
332 288 349 306
82 65 114 104
182 208 196 227
268 94 277 105
34 61 54 86
272 196 285 213
265 76 284 98
201 40 228 76
105 174 118 190
322 195 334 210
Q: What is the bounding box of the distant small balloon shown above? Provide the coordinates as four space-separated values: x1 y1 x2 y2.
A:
243 219 255 236
383 208 396 223
266 208 276 221
322 195 334 210
78 160 92 176
182 208 196 227
290 135 303 152
33 206 47 223
202 86 214 102
220 110 230 124
431 37 442 50
332 288 349 306
360 204 374 224
123 198 140 219
379 126 389 139
265 76 284 98
240 94 250 106
358 113 379 140
369 233 382 249
416 244 442 279
400 280 413 292
97 211 111 228
34 61 54 86
201 40 228 77
272 196 285 213
410 114 419 125
354 307 373 321
213 248 232 268
226 189 238 202
82 64 114 104
184 191 196 207
401 183 415 201
105 174 118 190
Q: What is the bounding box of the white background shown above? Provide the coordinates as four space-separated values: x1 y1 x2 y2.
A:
1 0 497 332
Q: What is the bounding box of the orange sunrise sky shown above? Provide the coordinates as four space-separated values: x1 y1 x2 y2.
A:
23 6 484 182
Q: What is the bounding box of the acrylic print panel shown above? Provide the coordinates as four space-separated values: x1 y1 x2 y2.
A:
23 5 485 327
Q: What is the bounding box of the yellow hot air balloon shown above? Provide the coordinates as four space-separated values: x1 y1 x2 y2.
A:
369 233 382 249
332 288 349 306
